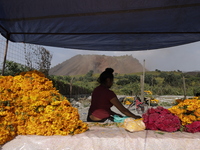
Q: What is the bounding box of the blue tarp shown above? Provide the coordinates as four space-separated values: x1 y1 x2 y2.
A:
0 0 200 51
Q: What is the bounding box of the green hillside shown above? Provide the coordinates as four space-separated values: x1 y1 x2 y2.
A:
50 70 200 97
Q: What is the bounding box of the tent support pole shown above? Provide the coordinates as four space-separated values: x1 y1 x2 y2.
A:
183 76 186 100
2 35 9 75
141 59 145 103
140 75 144 102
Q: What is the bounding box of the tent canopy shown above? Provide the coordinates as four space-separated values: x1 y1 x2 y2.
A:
0 0 200 51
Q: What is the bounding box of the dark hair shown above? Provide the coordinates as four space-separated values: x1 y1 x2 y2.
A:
98 68 114 84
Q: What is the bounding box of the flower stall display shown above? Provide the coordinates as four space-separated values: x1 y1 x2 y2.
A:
0 70 88 145
169 98 200 125
142 98 200 133
142 106 181 132
2 70 200 146
169 98 200 132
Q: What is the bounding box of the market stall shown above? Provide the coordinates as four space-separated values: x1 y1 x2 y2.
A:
1 70 200 150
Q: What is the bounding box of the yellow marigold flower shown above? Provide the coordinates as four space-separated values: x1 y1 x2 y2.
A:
181 116 192 125
0 70 88 145
194 108 200 117
187 104 196 111
169 98 200 125
51 101 62 106
0 111 7 116
188 115 196 121
125 101 131 105
144 90 152 95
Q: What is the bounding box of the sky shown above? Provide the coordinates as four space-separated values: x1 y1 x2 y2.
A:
45 41 200 72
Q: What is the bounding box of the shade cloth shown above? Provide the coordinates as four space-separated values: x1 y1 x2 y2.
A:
0 0 200 51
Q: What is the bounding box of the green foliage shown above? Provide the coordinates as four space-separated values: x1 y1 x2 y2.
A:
82 70 96 82
163 73 182 87
51 70 200 96
155 69 161 72
49 76 92 96
3 61 31 76
116 74 140 86
4 65 200 97
49 75 71 83
145 74 157 86
125 74 140 82
116 79 130 85
85 70 93 77
159 72 168 78
158 101 174 107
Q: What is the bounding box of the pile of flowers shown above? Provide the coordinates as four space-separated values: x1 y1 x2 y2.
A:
0 70 88 145
169 98 200 133
122 97 134 105
142 106 181 132
143 98 200 133
144 90 152 95
149 98 159 106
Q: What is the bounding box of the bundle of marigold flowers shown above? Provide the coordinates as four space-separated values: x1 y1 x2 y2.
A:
142 106 181 132
168 98 200 126
169 98 200 133
0 70 88 145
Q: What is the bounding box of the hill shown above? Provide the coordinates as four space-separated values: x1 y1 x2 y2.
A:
49 55 147 75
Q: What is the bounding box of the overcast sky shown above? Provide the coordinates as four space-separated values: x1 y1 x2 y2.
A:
45 41 200 72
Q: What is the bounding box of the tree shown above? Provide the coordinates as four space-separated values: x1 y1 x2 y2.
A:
63 76 71 83
24 44 52 76
163 73 182 87
84 70 94 82
130 82 141 95
116 79 130 85
155 69 161 72
36 47 52 75
145 74 157 86
85 70 93 77
126 74 140 83
3 61 30 76
119 82 140 96
159 72 168 78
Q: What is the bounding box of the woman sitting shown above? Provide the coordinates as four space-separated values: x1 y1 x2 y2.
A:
87 68 141 122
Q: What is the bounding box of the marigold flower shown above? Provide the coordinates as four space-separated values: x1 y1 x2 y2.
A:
0 70 88 145
169 98 200 126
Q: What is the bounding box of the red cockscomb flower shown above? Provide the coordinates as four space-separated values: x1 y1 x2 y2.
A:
142 106 181 132
185 121 200 133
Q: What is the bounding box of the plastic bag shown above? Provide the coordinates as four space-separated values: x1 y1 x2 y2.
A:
113 115 129 123
123 118 145 132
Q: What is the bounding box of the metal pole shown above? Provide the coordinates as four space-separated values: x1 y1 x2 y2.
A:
183 76 186 100
141 59 145 102
69 77 74 98
2 37 9 75
140 75 144 102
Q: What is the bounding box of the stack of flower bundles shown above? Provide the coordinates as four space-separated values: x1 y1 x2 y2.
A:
0 70 88 145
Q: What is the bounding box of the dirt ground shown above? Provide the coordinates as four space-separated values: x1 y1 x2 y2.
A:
75 100 149 122
74 94 186 122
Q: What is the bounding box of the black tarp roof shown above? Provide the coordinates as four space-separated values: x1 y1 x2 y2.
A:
0 0 200 51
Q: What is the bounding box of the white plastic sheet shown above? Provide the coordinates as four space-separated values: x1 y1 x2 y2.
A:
2 125 200 150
